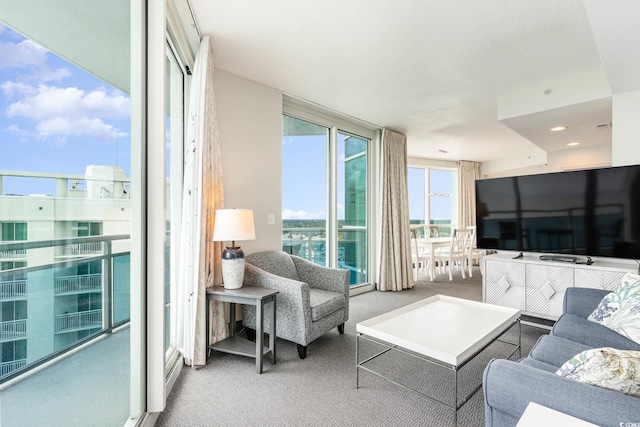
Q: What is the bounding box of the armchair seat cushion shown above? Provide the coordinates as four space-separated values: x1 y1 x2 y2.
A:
310 289 346 321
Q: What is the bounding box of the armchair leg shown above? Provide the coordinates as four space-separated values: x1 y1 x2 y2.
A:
337 323 345 334
297 344 307 359
245 327 256 341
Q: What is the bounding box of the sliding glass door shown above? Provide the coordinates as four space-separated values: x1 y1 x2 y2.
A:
282 114 371 287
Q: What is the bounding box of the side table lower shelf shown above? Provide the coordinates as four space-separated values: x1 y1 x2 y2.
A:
209 336 273 358
206 286 278 374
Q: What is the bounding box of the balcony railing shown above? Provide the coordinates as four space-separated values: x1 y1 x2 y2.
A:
55 241 104 256
0 248 27 259
282 226 368 285
0 279 27 299
55 273 102 294
0 319 27 340
55 309 102 333
1 359 26 378
0 234 130 383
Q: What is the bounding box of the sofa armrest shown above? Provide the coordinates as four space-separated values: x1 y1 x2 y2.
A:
483 359 640 427
563 287 610 318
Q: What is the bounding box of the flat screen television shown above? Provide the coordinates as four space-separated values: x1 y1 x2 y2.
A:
475 164 640 260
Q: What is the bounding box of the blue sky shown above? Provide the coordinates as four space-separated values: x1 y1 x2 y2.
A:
0 24 130 195
282 133 348 220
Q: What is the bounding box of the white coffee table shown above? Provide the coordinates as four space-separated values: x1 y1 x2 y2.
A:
356 295 521 425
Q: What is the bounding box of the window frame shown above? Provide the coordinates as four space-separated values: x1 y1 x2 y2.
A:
283 97 380 294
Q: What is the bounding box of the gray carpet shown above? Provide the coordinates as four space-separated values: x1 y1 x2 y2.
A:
157 268 548 427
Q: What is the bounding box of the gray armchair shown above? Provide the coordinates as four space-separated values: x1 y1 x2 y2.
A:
242 251 350 359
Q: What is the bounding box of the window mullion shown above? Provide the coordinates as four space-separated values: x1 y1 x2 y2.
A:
328 126 338 268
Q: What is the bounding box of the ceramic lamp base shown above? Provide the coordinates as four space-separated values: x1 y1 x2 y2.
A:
221 246 245 289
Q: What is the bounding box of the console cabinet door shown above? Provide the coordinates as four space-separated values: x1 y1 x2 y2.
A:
574 268 627 291
484 259 525 310
525 264 573 317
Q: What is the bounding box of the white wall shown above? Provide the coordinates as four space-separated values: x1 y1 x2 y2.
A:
612 89 640 166
213 69 283 255
481 144 613 178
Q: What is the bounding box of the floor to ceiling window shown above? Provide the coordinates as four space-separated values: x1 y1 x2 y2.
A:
282 99 377 289
164 43 184 364
0 1 143 425
408 167 458 236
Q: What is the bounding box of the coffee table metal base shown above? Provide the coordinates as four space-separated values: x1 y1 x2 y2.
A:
356 319 520 426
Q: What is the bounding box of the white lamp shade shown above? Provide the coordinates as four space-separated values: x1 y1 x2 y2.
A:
212 209 256 242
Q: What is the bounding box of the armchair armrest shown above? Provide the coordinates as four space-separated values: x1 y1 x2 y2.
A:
291 255 350 295
243 263 312 330
563 287 610 318
483 359 640 427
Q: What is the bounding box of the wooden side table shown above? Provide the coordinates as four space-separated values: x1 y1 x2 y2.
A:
206 286 277 374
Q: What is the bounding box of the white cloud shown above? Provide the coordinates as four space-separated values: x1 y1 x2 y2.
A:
282 208 325 220
35 117 116 140
3 83 130 141
0 39 48 69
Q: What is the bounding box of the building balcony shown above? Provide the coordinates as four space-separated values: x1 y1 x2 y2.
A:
0 279 27 299
55 309 102 333
0 359 26 379
0 319 26 341
55 242 104 257
55 274 102 295
0 248 26 259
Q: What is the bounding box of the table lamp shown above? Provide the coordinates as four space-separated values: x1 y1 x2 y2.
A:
212 208 256 289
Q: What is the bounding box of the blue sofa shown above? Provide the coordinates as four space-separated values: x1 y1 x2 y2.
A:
483 287 640 427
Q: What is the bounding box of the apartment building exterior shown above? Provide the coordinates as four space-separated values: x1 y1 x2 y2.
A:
0 165 131 380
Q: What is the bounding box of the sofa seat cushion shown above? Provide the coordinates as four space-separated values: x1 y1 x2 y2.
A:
556 347 640 397
309 289 345 321
552 314 640 351
529 335 592 369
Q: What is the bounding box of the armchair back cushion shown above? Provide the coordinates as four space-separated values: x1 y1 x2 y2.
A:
246 250 300 281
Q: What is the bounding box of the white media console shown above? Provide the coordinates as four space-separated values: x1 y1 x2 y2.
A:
483 254 636 321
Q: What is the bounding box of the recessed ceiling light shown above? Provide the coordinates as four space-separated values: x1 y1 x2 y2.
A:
567 142 581 147
550 126 568 132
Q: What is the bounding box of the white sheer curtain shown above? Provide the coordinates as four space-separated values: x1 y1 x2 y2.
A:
177 35 227 367
457 160 481 229
378 129 413 291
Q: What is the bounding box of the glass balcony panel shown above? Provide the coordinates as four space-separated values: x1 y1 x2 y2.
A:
338 133 368 286
282 115 329 266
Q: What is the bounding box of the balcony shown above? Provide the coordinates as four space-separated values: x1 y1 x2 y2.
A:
0 359 26 378
0 234 131 425
282 226 367 285
0 248 26 259
55 309 102 333
0 279 27 299
0 319 26 340
55 241 104 257
55 274 101 295
0 235 130 380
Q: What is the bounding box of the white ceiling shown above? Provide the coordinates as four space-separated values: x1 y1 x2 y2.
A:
187 0 639 163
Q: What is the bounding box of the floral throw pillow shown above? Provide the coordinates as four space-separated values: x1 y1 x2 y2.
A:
587 272 640 344
556 347 640 397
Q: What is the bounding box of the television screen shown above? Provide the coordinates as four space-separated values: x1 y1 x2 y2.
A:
475 165 640 259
